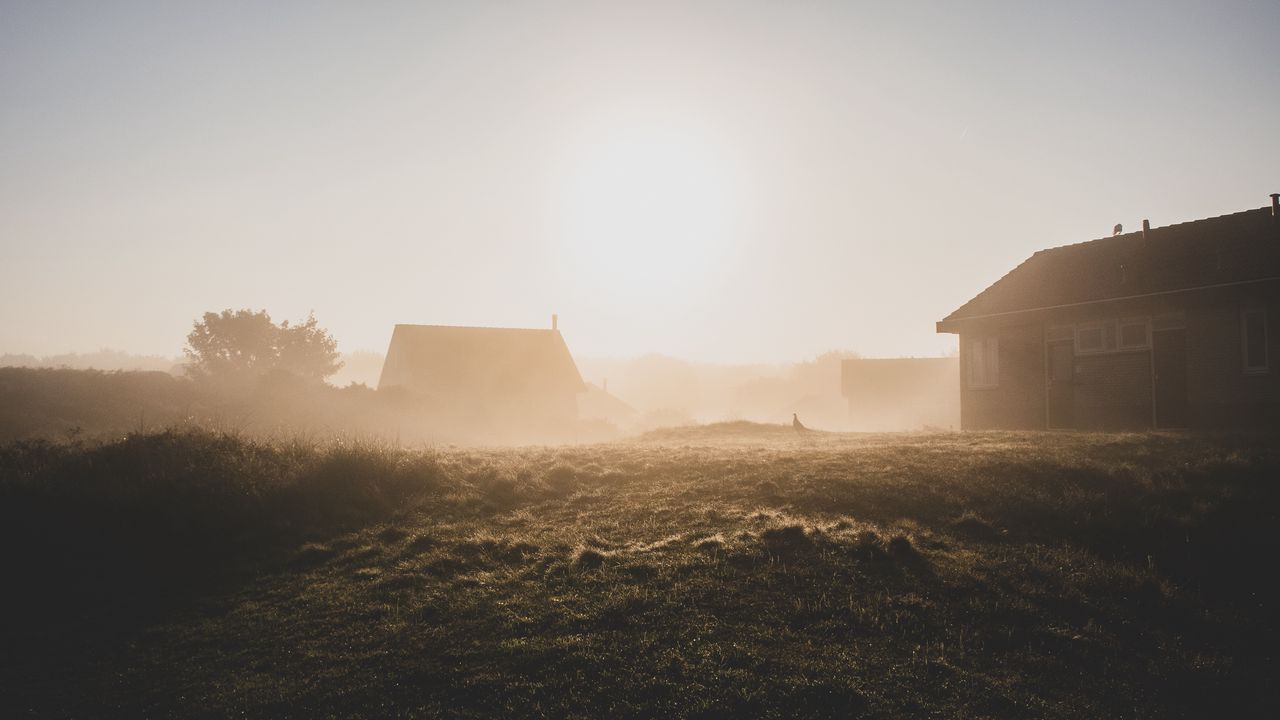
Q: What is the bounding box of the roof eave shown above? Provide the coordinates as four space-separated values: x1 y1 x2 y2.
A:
937 275 1280 333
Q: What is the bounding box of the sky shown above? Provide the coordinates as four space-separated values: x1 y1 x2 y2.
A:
2 0 1278 364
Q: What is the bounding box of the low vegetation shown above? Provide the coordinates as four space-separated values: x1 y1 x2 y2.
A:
2 425 1278 717
0 366 433 444
0 366 615 445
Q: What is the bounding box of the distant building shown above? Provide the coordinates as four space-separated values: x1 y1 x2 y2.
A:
937 195 1280 430
377 317 584 438
577 380 638 428
840 358 959 431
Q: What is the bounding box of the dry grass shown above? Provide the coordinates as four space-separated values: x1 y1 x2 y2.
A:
2 424 1278 718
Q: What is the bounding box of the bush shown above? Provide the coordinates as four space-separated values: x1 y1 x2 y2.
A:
0 429 445 616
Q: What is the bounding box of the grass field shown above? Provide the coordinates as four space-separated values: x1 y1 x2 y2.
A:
2 424 1278 718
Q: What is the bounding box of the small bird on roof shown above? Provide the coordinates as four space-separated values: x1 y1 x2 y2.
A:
792 413 809 432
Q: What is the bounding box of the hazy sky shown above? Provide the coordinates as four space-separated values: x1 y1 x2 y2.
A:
3 1 1278 363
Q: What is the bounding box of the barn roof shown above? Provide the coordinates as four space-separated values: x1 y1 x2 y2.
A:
938 203 1280 332
377 324 584 395
578 382 638 423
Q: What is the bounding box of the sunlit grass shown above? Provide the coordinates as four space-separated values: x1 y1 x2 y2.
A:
2 424 1277 717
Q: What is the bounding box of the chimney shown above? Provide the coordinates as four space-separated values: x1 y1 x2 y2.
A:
1142 218 1150 240
1271 193 1279 218
551 313 558 331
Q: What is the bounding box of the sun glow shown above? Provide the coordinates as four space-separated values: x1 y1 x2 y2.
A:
556 114 743 303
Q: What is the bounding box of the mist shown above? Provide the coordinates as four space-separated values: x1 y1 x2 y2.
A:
3 2 1279 717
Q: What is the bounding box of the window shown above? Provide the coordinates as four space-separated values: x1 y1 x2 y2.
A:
968 337 999 388
1075 324 1106 354
1076 318 1149 354
1118 319 1150 350
1243 309 1268 373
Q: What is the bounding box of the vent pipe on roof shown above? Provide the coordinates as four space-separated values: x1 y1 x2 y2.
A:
1271 193 1279 218
552 313 558 331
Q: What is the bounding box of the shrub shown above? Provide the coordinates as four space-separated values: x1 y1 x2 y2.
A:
0 429 444 615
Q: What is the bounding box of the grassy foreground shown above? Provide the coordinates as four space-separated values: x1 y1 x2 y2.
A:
2 425 1278 718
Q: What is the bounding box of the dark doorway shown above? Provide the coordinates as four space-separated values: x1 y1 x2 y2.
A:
1153 329 1188 428
1047 340 1074 429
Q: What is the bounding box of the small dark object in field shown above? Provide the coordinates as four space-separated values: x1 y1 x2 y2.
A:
572 546 608 569
792 413 809 432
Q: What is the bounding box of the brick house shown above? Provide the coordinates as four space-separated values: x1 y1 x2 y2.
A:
937 195 1280 430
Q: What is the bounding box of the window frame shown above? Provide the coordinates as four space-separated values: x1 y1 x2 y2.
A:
1074 318 1150 355
1242 308 1269 374
1117 317 1151 351
967 336 999 389
1074 322 1107 355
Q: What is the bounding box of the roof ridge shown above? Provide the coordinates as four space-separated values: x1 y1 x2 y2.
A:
1035 205 1270 255
938 204 1278 328
394 323 556 332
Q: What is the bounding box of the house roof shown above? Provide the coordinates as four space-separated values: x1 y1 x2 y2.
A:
377 324 584 395
938 204 1280 332
578 382 638 422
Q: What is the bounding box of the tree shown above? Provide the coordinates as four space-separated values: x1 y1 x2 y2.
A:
277 313 344 382
184 309 342 383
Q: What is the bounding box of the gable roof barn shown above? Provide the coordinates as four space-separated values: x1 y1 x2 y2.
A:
377 321 586 442
938 200 1280 332
577 381 638 425
378 323 584 398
